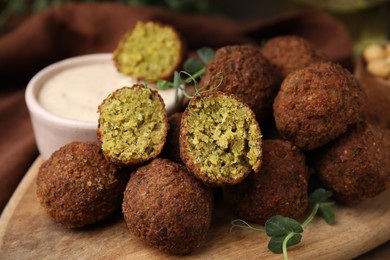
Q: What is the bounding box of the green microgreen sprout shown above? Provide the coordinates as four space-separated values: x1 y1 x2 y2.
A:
230 219 265 238
154 47 216 103
230 188 335 260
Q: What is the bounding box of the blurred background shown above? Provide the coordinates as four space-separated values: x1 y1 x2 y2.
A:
1 0 389 54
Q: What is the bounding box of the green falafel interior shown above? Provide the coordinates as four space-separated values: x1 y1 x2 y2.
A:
98 84 168 165
114 21 183 81
182 92 262 185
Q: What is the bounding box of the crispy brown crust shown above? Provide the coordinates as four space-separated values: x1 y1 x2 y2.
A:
113 21 186 81
36 142 129 228
261 35 326 80
273 61 366 150
97 84 169 166
314 122 389 206
160 112 183 164
223 139 309 225
198 45 279 121
122 158 213 255
179 91 262 186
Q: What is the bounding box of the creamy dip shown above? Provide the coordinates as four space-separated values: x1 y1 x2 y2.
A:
38 62 178 122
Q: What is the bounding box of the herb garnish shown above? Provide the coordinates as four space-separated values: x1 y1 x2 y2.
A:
154 47 216 103
230 188 335 260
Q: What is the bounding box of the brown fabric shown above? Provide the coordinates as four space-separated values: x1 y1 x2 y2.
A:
0 2 353 212
243 11 353 69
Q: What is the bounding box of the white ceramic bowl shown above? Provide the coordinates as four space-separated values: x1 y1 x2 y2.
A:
25 53 182 159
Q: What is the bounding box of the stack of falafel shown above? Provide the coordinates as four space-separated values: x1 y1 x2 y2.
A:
36 25 390 256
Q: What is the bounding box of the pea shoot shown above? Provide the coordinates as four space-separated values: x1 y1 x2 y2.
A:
230 188 335 260
155 47 215 103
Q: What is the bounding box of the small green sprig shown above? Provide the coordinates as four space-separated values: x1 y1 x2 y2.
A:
230 188 335 260
230 219 265 235
266 188 334 259
155 47 215 102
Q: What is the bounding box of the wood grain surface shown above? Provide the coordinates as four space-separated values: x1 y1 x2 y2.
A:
0 156 389 260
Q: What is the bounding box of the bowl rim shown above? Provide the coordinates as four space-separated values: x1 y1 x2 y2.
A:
25 53 114 130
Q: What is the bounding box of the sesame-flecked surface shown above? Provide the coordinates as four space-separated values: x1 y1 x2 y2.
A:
122 158 213 255
223 139 309 225
36 142 129 228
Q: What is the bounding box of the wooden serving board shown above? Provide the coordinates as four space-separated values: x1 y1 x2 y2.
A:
0 156 389 260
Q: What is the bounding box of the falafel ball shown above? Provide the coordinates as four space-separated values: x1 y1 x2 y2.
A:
97 84 169 166
113 21 185 81
261 35 326 80
198 45 279 121
273 61 366 150
314 122 390 206
36 142 128 228
180 91 262 186
122 158 213 255
223 139 309 225
160 112 183 164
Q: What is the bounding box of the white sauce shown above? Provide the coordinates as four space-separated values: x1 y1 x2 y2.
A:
38 62 178 122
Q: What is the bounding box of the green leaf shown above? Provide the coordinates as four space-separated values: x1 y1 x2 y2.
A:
309 188 333 204
174 85 179 104
173 71 181 87
183 58 204 75
265 215 303 237
172 71 181 103
268 233 302 254
319 203 335 224
197 47 215 64
156 80 171 90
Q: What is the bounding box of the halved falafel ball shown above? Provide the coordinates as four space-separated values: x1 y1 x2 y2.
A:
223 139 309 225
180 91 262 186
261 35 326 80
122 158 213 255
36 142 128 228
97 84 169 166
314 122 390 206
273 61 366 150
114 21 185 81
198 45 279 121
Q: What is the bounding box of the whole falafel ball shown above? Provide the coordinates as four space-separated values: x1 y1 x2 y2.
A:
261 35 326 80
223 139 309 225
314 122 390 206
122 158 213 255
36 142 128 228
114 21 185 81
180 91 263 186
273 61 366 150
160 112 183 164
198 45 279 121
98 84 169 166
